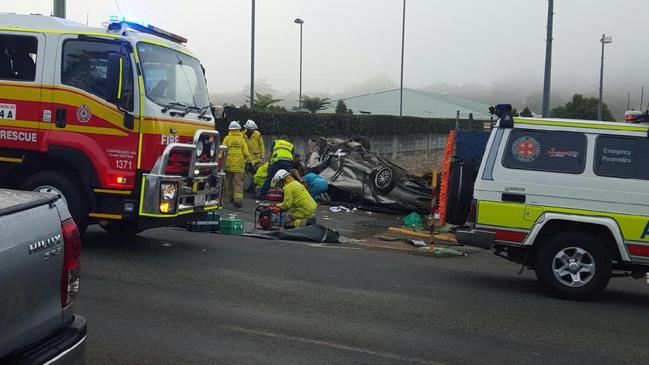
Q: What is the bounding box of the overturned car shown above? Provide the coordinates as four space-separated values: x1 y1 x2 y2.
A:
308 138 432 213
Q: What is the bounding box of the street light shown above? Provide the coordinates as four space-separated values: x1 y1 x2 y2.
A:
598 33 612 121
541 0 554 118
399 0 406 120
294 18 304 109
250 0 256 109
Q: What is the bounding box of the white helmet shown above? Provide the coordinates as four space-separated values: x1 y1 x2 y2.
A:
271 169 290 186
228 121 242 130
244 119 257 130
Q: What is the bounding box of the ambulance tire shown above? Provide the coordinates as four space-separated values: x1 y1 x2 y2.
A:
99 221 143 236
534 232 611 301
445 159 475 225
21 171 88 233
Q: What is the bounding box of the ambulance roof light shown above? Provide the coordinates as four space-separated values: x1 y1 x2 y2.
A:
107 16 188 44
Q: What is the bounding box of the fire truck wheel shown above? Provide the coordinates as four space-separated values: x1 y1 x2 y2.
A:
99 221 143 236
20 171 88 233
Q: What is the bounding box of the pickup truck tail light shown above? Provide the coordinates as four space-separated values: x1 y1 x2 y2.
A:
61 218 81 307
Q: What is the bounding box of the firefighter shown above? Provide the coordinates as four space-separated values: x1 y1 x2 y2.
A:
271 169 317 228
243 119 264 192
258 135 295 196
243 119 264 165
253 162 268 189
222 121 251 207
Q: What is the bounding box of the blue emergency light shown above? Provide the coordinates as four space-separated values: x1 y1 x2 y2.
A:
107 16 188 44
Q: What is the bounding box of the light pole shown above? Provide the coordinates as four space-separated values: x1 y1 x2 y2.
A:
53 0 66 18
541 0 554 118
597 34 612 121
294 18 304 109
399 0 406 120
250 0 256 109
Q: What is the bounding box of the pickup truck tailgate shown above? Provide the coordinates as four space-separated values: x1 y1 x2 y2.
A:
0 191 64 358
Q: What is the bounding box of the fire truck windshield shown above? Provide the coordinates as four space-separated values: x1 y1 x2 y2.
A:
136 42 210 111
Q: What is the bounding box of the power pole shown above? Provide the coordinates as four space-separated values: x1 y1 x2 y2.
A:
627 92 630 110
597 34 612 121
641 86 645 111
250 0 255 109
53 0 66 18
541 0 554 118
399 0 406 120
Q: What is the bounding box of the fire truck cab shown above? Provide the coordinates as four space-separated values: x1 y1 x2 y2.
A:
0 14 226 233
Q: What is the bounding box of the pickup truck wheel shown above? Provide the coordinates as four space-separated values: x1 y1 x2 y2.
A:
534 232 611 301
99 221 142 236
20 171 88 233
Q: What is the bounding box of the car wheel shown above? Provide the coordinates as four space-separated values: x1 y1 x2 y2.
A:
445 159 475 225
20 171 88 233
99 221 143 236
534 232 611 301
370 166 397 194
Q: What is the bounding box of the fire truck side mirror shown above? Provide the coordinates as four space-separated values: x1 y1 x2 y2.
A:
106 53 126 106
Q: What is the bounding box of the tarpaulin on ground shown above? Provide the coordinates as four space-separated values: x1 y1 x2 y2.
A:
245 224 340 243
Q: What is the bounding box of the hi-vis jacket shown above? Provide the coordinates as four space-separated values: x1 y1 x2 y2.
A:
278 177 317 219
244 130 265 164
223 131 251 173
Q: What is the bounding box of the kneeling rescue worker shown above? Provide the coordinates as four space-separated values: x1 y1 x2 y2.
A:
271 169 317 228
222 121 251 207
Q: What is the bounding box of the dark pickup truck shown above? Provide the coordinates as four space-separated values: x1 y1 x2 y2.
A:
0 189 86 364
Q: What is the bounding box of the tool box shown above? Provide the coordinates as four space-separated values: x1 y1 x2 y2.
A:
220 217 245 235
187 212 220 232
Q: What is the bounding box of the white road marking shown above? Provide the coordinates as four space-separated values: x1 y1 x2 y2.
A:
218 324 445 365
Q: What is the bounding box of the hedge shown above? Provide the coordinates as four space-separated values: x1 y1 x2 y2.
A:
218 108 485 137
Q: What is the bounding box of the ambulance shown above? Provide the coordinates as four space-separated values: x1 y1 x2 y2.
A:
0 14 226 234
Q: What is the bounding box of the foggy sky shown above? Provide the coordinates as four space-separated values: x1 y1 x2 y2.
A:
7 0 649 105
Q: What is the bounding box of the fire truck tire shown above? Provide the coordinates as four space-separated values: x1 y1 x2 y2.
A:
20 171 88 232
99 221 143 236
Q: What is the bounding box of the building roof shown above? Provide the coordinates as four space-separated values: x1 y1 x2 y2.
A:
330 88 492 119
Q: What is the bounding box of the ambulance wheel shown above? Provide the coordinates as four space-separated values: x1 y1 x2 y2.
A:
21 171 88 233
534 232 611 301
99 221 143 236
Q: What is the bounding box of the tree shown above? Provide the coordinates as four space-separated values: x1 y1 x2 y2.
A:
520 106 533 117
249 92 282 111
551 94 615 121
301 95 331 114
335 99 350 114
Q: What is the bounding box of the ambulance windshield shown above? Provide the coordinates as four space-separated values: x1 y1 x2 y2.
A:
137 42 209 110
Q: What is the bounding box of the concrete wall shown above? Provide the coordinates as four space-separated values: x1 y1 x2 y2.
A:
264 133 449 175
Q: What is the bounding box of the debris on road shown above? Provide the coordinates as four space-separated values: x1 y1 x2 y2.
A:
418 246 467 257
388 226 433 239
374 235 402 242
329 205 352 213
402 212 423 229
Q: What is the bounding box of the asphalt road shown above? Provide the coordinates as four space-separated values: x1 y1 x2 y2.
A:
78 226 649 365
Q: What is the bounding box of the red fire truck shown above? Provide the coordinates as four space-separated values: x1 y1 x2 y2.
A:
0 14 226 233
